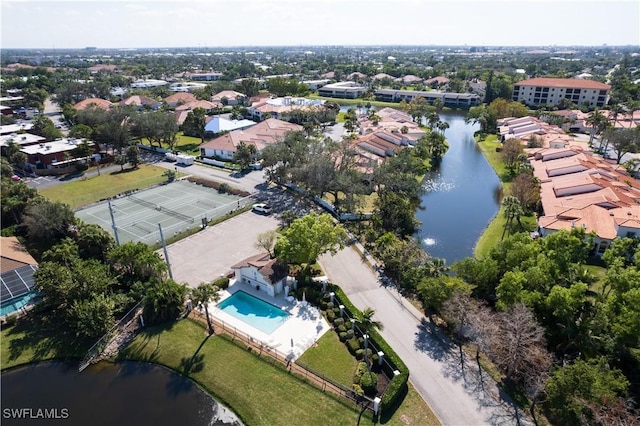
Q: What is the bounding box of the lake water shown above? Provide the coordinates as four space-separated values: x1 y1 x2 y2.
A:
1 361 242 426
416 113 501 264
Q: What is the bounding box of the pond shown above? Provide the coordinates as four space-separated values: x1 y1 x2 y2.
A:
1 361 242 426
416 112 501 264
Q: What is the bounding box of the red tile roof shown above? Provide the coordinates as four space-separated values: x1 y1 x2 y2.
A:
73 98 113 111
515 78 610 90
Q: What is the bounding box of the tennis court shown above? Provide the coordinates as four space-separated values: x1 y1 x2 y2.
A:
75 180 253 245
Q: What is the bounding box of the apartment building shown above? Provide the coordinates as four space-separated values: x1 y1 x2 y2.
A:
512 78 610 108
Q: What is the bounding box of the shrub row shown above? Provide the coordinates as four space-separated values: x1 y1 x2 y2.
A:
332 285 409 415
212 276 230 290
185 176 251 197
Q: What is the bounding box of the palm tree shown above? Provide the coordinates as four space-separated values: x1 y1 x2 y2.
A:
426 258 449 277
191 283 220 335
436 121 450 135
357 307 384 333
502 196 524 239
585 109 609 147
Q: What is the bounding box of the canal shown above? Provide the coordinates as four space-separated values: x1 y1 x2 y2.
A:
416 112 501 264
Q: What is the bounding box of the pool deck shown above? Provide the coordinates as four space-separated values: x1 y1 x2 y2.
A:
207 281 330 361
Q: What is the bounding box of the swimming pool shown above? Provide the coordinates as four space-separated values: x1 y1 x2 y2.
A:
216 291 290 334
0 291 39 317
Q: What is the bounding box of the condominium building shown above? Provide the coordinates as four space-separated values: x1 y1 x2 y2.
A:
512 78 611 108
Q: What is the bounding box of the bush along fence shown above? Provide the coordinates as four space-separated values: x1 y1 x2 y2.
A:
292 277 410 418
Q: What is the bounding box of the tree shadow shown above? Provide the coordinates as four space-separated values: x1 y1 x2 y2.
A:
5 311 92 364
178 335 209 375
109 167 138 175
413 318 455 362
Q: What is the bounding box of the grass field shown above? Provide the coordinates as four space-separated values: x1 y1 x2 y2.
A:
38 164 173 208
296 330 358 385
122 319 376 426
308 95 404 109
473 134 537 258
139 132 203 156
1 315 89 371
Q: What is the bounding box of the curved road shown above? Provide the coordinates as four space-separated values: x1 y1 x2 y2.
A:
320 247 531 426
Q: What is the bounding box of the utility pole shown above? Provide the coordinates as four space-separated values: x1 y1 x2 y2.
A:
108 200 120 245
158 223 173 280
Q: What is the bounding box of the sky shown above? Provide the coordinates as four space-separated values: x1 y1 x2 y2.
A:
1 0 639 49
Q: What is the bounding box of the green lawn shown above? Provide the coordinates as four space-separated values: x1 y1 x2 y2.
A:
473 133 536 258
2 315 439 425
139 132 204 156
296 331 358 385
121 319 378 426
38 164 172 208
1 315 89 371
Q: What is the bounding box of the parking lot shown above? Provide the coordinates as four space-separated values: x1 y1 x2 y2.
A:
163 210 280 287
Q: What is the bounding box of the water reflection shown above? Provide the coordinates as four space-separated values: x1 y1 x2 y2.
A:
1 361 242 426
416 112 501 264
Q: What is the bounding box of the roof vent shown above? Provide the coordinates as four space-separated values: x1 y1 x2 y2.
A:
628 211 632 215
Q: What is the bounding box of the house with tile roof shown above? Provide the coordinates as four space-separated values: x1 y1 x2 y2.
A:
200 118 302 159
73 98 113 111
248 97 325 121
231 252 289 297
120 95 162 110
530 149 640 255
175 100 221 113
211 90 246 106
512 78 611 108
164 92 197 107
359 107 426 143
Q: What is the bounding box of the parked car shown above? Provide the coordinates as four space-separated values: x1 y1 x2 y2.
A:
252 203 272 215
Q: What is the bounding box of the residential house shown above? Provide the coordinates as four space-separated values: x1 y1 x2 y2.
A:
73 98 113 111
398 75 424 85
211 90 246 106
164 92 197 108
231 252 289 297
248 97 325 121
1 236 38 315
120 95 162 110
359 107 426 143
200 118 302 159
353 131 407 158
530 149 640 255
318 82 367 99
0 123 34 135
424 76 450 88
204 116 256 135
175 100 221 113
512 78 611 108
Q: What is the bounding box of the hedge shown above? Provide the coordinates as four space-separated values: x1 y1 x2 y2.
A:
332 285 410 415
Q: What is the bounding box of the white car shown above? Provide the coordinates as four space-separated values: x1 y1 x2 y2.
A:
252 203 272 214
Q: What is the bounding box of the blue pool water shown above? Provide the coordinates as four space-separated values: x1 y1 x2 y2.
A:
0 291 39 317
217 291 289 334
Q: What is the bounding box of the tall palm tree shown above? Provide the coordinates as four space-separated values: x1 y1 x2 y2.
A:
436 121 450 135
357 307 384 333
502 196 524 239
191 283 220 335
585 109 609 147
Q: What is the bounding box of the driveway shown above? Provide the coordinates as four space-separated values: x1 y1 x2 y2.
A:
319 246 531 426
163 211 279 287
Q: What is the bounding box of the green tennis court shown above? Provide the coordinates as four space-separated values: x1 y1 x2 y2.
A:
76 180 253 244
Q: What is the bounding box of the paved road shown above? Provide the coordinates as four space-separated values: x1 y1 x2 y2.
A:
319 246 531 426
